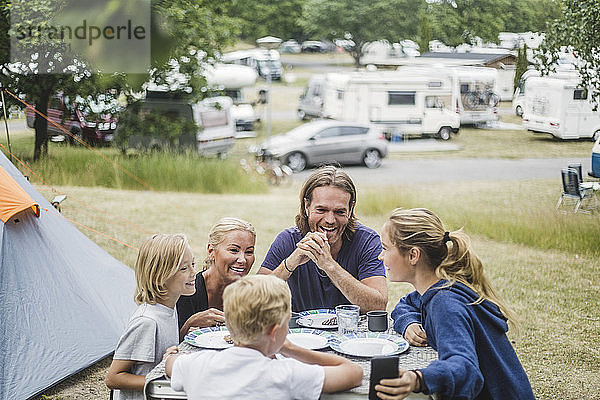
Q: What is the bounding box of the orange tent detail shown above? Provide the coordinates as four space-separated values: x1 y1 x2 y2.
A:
0 164 40 222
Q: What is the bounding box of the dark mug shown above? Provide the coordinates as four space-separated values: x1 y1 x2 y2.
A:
367 310 388 332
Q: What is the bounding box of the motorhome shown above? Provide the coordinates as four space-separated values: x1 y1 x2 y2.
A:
512 66 578 116
221 48 282 81
522 76 600 141
299 70 460 140
396 65 499 125
205 63 259 131
121 91 237 157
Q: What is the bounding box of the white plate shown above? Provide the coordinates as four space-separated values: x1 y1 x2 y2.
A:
287 328 333 350
296 309 337 329
184 326 233 349
329 332 409 358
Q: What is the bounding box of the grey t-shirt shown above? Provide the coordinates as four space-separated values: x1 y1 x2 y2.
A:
112 302 179 400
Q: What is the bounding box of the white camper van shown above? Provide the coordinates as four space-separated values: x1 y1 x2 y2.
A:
122 93 237 157
221 48 283 81
396 65 499 125
300 70 460 140
512 66 578 116
205 63 259 131
522 76 600 140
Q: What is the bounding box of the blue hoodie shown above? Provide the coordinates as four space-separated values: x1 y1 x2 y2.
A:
391 280 535 400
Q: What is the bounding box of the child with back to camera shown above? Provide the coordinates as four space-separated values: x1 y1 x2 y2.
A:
374 208 535 400
105 234 196 400
165 274 363 400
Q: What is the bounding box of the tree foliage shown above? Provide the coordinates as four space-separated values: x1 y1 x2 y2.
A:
535 0 600 108
299 0 424 67
0 0 240 160
228 0 304 41
513 43 529 90
425 0 560 47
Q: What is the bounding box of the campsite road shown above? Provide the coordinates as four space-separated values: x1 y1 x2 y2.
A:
292 157 592 186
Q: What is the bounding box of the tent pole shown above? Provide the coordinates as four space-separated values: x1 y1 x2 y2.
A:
0 86 12 162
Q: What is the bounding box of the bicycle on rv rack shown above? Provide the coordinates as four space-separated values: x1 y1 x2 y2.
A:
240 151 293 186
464 88 500 109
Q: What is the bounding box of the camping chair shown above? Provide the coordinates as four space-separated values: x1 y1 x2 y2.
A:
556 168 599 213
567 162 594 190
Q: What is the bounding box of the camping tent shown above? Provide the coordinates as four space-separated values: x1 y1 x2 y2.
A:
0 150 137 400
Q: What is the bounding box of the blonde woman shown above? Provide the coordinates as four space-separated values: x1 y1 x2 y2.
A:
177 217 255 339
374 208 534 400
106 234 195 400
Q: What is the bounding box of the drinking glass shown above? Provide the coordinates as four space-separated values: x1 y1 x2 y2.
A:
335 304 360 335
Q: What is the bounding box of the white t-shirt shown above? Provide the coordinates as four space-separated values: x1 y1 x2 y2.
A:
170 346 325 400
112 302 179 400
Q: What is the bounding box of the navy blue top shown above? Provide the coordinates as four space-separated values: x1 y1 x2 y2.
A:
262 223 385 312
392 280 535 400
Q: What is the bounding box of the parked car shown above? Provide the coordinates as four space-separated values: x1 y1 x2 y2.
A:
25 93 118 145
254 120 388 172
280 40 301 54
301 40 328 53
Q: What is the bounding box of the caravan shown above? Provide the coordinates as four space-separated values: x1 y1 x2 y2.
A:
396 65 499 125
298 70 460 140
512 66 578 116
522 76 600 140
221 48 282 81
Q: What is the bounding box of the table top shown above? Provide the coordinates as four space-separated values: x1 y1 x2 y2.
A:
145 316 438 400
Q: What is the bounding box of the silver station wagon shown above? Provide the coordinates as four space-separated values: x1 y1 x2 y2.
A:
257 120 389 172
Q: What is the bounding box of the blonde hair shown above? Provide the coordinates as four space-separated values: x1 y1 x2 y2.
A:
204 217 256 270
134 233 189 305
295 165 357 241
223 275 291 346
386 208 517 328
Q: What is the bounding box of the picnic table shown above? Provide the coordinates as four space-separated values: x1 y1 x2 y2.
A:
145 316 439 400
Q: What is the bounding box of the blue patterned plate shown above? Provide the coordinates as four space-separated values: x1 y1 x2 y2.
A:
287 328 334 350
296 309 337 329
184 326 233 349
329 332 409 357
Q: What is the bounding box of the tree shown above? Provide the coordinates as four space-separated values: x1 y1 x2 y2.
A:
299 0 425 68
426 0 560 47
417 11 432 54
0 0 240 160
228 0 304 42
535 0 600 108
513 43 529 91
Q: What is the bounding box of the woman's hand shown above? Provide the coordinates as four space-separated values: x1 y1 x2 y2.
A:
404 323 427 346
374 369 420 399
186 308 225 328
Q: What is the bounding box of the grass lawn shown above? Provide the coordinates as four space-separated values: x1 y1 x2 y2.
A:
32 179 600 400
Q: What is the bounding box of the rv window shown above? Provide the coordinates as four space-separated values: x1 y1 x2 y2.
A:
313 85 322 97
573 89 588 100
425 96 444 109
337 90 344 100
388 91 415 105
460 84 469 94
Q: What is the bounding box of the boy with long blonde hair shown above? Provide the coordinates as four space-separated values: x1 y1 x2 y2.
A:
106 234 196 400
166 274 362 399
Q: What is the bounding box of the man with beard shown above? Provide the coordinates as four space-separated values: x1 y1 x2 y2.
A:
259 166 387 312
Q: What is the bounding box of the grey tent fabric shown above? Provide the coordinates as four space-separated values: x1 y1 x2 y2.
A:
0 151 137 400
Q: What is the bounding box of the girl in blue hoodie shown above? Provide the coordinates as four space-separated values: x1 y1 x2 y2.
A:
374 208 535 400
